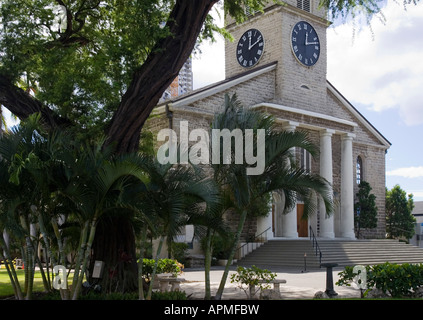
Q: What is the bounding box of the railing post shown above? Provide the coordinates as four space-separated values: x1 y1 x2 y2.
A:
309 226 323 267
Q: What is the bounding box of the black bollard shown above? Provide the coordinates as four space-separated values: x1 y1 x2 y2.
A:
302 252 307 273
321 263 338 298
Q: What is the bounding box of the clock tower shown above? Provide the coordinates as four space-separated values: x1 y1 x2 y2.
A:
225 0 329 112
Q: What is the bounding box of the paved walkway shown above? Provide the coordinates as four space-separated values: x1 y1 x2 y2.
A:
179 266 361 300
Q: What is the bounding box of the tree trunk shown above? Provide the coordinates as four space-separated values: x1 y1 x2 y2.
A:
137 224 148 300
104 0 218 154
204 228 213 300
215 209 248 300
147 235 165 300
90 216 138 294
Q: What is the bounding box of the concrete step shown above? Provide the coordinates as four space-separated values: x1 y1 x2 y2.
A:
237 240 321 269
237 239 423 269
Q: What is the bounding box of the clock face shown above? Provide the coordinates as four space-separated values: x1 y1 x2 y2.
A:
236 29 265 68
291 21 320 67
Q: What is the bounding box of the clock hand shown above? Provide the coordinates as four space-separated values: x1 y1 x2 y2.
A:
249 38 261 50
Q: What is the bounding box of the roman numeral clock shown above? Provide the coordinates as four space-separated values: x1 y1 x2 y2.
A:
236 29 265 68
291 21 320 67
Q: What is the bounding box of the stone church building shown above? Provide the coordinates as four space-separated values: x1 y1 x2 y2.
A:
146 0 391 249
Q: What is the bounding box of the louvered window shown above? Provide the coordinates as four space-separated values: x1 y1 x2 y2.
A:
297 0 311 12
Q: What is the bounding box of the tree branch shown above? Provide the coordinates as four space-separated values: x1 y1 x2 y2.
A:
105 0 219 154
0 75 71 129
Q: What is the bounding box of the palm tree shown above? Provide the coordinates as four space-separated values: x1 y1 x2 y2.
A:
0 115 153 299
51 140 150 300
134 155 219 300
212 94 334 300
0 114 50 299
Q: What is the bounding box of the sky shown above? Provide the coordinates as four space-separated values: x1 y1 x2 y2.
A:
192 0 423 202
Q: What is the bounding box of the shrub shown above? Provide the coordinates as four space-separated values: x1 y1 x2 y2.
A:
230 265 276 299
142 258 184 282
336 262 423 298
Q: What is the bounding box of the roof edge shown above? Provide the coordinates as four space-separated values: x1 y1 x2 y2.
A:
156 61 278 108
327 81 391 149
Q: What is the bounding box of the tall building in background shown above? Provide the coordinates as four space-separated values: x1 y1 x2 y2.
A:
160 58 193 102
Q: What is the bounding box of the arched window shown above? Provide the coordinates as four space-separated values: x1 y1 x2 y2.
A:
356 156 363 185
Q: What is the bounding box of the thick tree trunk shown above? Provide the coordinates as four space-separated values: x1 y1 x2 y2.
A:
89 216 139 293
105 0 218 154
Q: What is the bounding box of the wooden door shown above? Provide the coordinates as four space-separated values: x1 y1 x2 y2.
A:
297 204 308 237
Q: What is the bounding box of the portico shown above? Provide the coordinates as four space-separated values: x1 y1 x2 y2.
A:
254 102 358 240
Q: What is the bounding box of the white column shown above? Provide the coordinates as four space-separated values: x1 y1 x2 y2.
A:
281 121 299 238
340 133 356 239
319 129 335 238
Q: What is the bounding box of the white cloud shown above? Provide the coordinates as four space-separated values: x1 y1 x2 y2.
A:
410 191 423 199
387 166 423 178
192 38 225 89
327 0 423 127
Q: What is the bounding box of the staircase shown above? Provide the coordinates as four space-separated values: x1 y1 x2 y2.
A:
237 240 322 269
319 239 423 266
237 239 423 269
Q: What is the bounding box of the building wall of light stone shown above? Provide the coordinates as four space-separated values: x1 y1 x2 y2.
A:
146 75 388 240
145 1 389 242
225 4 329 116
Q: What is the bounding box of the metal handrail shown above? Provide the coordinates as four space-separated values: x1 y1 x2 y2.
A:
309 226 322 266
236 227 271 259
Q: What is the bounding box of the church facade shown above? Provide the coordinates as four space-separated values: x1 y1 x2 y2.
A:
146 0 391 245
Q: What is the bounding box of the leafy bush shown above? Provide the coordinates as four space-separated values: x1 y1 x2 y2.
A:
171 242 189 265
230 265 276 299
336 262 423 298
200 233 234 260
142 258 184 281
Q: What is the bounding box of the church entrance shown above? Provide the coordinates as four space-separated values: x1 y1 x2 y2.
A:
297 204 308 237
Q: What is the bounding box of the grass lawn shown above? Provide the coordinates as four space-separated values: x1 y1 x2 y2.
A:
0 268 59 298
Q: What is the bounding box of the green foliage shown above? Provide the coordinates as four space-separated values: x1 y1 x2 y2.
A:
0 0 171 128
319 0 384 22
201 233 234 260
170 242 189 265
336 262 423 298
230 265 277 299
142 258 184 281
354 181 377 238
386 185 416 240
